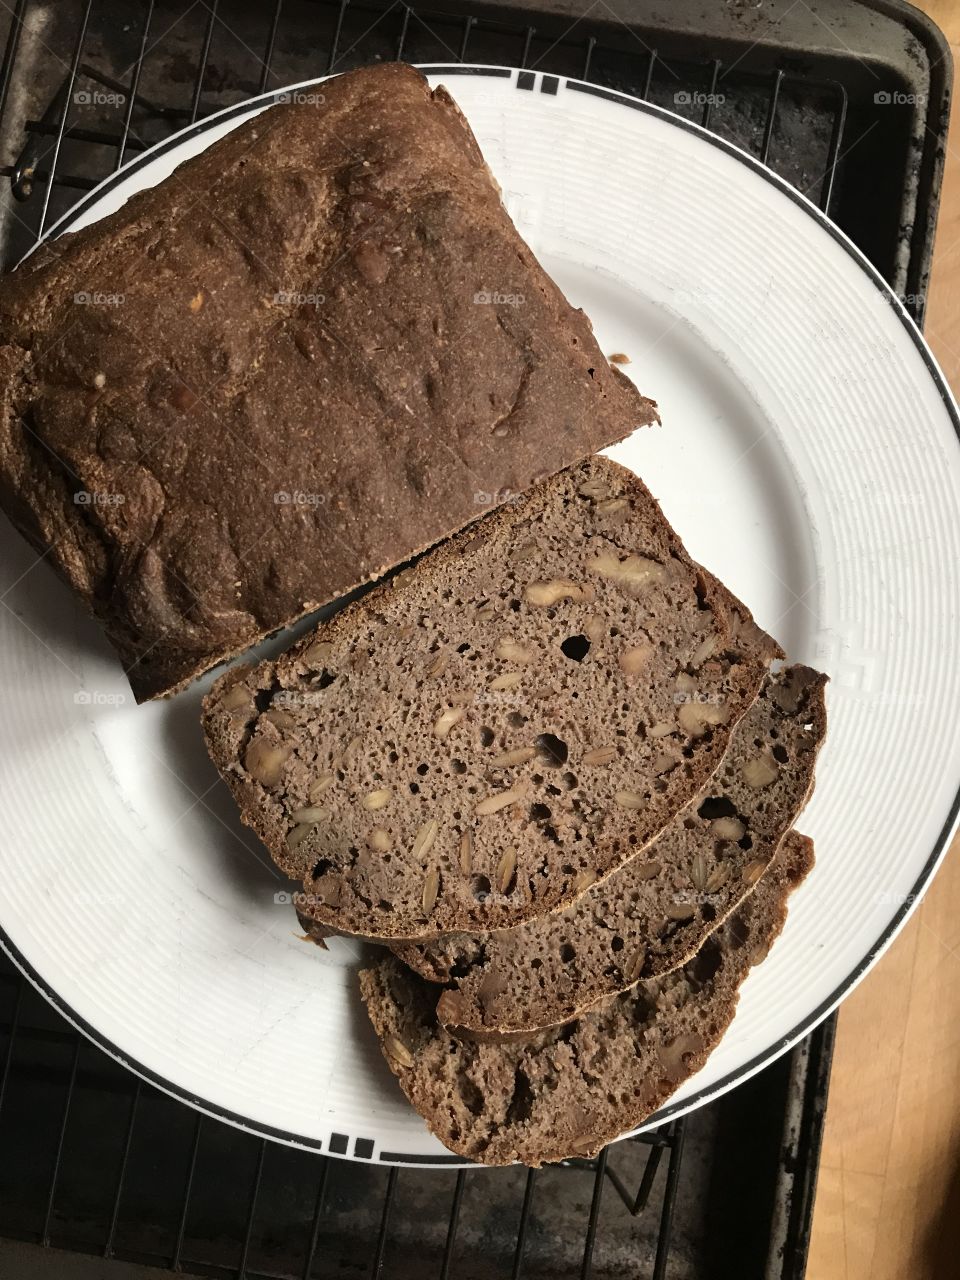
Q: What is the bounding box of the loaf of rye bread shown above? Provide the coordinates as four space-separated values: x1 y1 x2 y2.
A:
0 63 655 701
393 663 826 1035
202 457 781 939
360 829 814 1166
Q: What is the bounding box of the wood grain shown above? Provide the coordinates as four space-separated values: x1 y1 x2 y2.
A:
807 4 960 1276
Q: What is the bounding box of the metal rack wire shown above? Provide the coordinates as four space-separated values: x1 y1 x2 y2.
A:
0 1 948 1275
0 0 857 249
0 959 695 1279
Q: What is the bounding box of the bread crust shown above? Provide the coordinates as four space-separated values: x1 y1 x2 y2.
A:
0 63 655 701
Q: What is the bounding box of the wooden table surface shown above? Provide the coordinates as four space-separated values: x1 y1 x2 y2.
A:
806 3 960 1276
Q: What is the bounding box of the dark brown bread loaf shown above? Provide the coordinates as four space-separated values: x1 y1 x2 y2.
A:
393 663 826 1035
360 830 814 1166
0 63 655 701
202 457 780 939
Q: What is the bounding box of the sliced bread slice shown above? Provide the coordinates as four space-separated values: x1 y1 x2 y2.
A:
360 830 815 1166
202 456 780 939
394 663 826 1035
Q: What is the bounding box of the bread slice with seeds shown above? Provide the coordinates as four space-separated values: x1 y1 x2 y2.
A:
393 664 826 1035
360 830 814 1166
202 456 780 939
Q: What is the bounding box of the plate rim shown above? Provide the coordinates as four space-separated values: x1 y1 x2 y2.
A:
4 62 958 1163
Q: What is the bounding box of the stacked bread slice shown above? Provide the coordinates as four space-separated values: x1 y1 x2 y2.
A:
362 831 815 1166
203 455 827 1163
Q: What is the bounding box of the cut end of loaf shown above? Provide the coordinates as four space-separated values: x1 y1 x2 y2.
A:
203 456 777 940
360 829 815 1166
394 661 827 1038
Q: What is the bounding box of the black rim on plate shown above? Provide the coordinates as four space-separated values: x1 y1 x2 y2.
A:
3 64 958 1163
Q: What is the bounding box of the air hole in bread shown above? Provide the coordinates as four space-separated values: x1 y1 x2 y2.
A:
535 733 568 767
611 936 624 952
697 795 737 821
560 634 590 662
471 875 491 900
772 744 789 764
479 726 494 747
311 859 333 880
530 803 551 822
458 1075 485 1115
507 712 526 729
416 763 429 776
690 942 723 984
450 759 467 775
505 1069 534 1124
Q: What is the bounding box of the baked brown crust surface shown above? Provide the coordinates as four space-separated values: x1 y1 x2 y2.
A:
0 63 655 700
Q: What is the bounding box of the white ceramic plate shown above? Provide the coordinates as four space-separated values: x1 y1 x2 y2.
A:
2 66 959 1167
